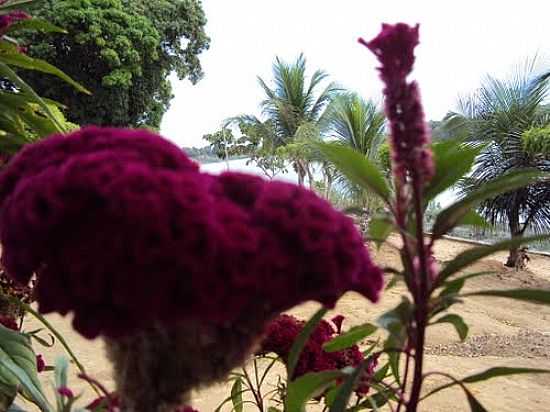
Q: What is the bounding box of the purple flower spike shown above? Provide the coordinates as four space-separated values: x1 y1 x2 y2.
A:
359 23 434 183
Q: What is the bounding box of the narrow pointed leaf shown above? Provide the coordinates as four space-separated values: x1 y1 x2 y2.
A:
368 217 394 247
465 389 488 412
285 371 342 412
319 143 391 201
0 325 52 412
287 307 328 379
5 19 66 34
230 377 243 412
0 51 89 94
462 289 550 305
323 323 377 353
425 141 482 201
329 363 366 412
431 169 544 238
432 314 469 341
424 367 550 399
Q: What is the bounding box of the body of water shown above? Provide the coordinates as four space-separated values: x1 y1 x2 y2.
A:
200 158 457 207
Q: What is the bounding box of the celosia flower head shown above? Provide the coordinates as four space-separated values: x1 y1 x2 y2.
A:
0 10 30 35
261 314 375 395
0 314 18 330
359 23 434 182
0 127 383 339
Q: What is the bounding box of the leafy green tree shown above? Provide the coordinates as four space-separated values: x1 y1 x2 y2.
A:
0 0 86 156
255 54 338 185
322 92 386 215
21 0 209 128
446 63 550 266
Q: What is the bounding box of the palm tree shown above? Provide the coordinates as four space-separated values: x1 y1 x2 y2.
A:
445 61 550 267
322 92 386 215
256 54 339 185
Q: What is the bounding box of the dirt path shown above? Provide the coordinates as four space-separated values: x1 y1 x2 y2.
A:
22 236 550 411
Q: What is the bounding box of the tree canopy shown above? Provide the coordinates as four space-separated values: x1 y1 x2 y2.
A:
21 0 209 128
446 63 550 266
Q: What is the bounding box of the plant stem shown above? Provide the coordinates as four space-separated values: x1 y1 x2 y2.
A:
21 302 102 396
395 347 412 412
406 177 430 411
242 364 264 412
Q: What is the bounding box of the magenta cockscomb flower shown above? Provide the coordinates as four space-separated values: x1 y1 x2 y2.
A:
0 127 383 411
0 127 383 339
0 10 30 35
0 314 18 330
57 386 74 398
261 314 375 396
36 354 45 373
359 23 434 182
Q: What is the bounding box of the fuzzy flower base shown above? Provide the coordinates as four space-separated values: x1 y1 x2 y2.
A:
105 314 268 412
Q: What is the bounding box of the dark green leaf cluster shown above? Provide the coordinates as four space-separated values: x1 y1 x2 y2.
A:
20 0 209 128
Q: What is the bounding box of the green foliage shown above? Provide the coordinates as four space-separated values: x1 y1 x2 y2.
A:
0 325 51 411
322 323 377 353
227 54 337 185
445 61 550 264
522 125 550 157
22 0 209 128
377 142 391 176
318 143 391 202
0 0 83 155
203 128 236 160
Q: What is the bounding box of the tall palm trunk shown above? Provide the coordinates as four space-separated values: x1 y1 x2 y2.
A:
505 204 522 267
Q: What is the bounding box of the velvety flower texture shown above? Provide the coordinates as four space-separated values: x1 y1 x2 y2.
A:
0 127 383 339
359 23 434 182
0 314 18 330
261 314 375 396
0 10 30 35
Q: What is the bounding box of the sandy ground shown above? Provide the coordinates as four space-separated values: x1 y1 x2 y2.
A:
21 235 550 411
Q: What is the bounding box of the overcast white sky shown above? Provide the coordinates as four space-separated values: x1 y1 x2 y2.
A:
160 0 549 148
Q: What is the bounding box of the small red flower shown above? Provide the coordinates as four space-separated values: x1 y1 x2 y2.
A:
331 315 345 333
57 386 74 398
36 354 45 372
0 315 18 331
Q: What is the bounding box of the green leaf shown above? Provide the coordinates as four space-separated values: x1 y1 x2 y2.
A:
462 289 550 305
368 216 394 248
287 307 328 379
285 371 342 412
431 169 544 239
432 314 469 341
319 143 391 202
323 323 377 353
0 325 52 412
457 210 490 229
0 0 33 11
329 363 366 412
54 356 69 411
372 362 390 383
425 141 482 202
377 299 412 383
436 235 550 285
230 377 243 412
7 403 27 412
424 367 550 400
267 408 283 412
0 47 90 94
438 271 496 297
5 18 66 35
0 62 65 133
351 390 392 411
465 389 488 412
